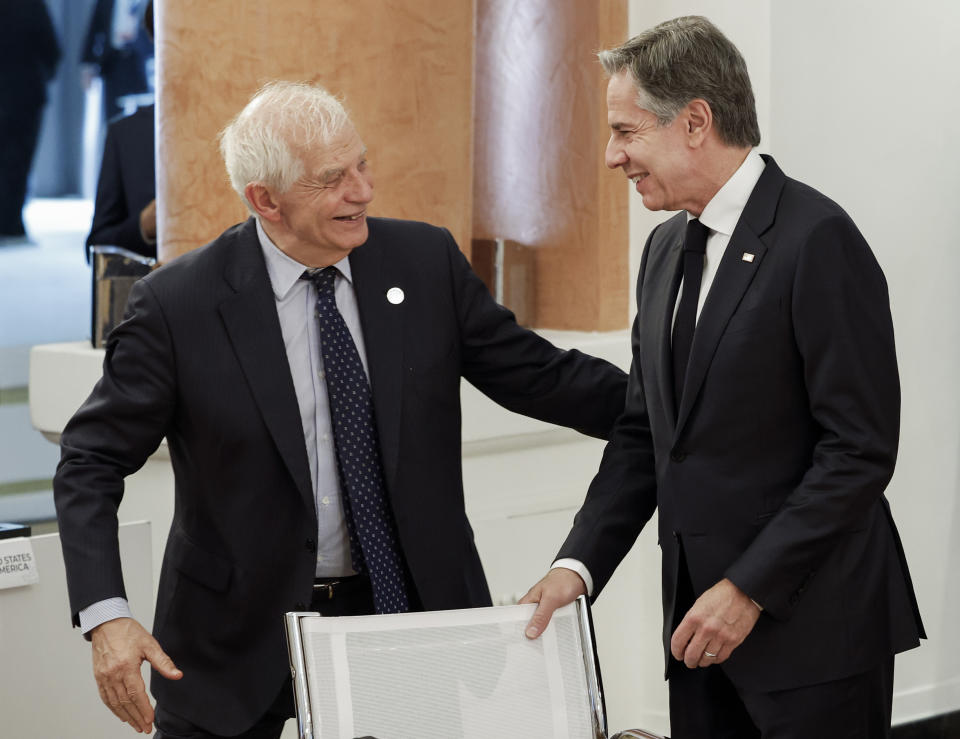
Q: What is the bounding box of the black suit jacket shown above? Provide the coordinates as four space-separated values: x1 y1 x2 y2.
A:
86 103 156 259
54 216 627 733
558 156 924 692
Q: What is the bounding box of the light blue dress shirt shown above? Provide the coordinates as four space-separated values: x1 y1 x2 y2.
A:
257 219 364 578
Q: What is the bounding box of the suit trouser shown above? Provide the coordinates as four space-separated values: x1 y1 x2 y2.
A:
155 576 376 739
668 654 894 739
667 540 895 739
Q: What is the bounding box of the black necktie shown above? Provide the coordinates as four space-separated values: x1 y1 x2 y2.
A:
302 267 409 614
672 218 710 409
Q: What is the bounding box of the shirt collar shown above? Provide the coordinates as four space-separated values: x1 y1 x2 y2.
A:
256 218 353 300
690 149 766 237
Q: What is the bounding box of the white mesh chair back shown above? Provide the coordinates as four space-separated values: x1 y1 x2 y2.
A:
285 597 606 739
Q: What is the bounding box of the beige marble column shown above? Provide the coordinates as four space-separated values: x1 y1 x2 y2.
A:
154 0 475 261
473 0 629 330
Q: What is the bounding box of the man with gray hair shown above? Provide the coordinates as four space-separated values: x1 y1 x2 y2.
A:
521 16 923 737
54 80 627 738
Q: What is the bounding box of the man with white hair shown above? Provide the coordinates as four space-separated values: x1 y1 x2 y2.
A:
54 81 627 738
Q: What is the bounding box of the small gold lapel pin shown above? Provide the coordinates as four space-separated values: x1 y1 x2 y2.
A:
742 252 755 263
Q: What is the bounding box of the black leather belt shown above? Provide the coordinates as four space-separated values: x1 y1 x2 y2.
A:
312 575 363 600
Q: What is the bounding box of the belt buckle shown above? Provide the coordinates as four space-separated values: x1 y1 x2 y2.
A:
314 579 341 600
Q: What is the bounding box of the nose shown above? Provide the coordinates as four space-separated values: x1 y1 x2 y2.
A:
605 135 626 170
346 168 374 204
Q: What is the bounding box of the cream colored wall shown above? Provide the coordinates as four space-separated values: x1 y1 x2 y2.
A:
769 1 960 723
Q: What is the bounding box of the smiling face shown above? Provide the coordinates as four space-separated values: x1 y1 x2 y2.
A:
267 126 374 266
604 71 699 213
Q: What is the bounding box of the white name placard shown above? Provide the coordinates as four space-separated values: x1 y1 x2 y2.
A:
0 538 40 589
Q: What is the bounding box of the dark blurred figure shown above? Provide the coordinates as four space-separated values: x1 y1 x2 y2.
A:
0 0 61 243
86 0 155 260
81 0 153 122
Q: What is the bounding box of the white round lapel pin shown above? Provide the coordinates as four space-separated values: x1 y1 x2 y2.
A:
386 287 405 305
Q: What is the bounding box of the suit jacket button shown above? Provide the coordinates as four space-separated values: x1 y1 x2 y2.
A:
305 539 316 553
671 450 687 463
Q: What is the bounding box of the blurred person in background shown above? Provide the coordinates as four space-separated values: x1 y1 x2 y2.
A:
0 0 61 245
81 0 153 123
86 0 156 260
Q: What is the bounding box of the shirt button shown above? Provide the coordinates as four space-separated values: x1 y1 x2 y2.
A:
321 496 330 505
321 433 329 442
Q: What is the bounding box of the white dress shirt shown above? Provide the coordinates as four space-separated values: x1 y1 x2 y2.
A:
553 149 767 596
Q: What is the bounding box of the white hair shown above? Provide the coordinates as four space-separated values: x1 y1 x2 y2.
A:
219 81 353 213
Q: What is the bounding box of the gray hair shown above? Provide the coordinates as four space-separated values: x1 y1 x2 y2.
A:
219 81 353 213
598 16 760 148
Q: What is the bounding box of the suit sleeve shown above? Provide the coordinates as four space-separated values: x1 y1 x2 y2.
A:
86 123 151 258
554 229 660 595
444 229 627 440
54 278 176 624
555 314 659 595
724 214 900 619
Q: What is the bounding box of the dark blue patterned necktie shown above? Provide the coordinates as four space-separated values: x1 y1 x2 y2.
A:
302 267 409 614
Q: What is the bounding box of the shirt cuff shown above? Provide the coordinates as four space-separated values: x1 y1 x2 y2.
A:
79 597 133 635
550 558 594 597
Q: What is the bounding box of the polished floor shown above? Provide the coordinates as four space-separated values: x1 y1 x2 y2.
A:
0 198 92 350
0 198 91 524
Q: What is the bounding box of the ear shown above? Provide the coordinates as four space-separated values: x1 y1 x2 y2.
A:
245 183 283 222
684 99 713 147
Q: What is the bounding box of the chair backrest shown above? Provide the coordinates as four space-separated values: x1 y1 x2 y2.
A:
285 596 607 739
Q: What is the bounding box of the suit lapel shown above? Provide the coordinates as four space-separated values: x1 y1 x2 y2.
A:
675 157 785 434
217 219 315 513
348 226 405 491
647 225 685 433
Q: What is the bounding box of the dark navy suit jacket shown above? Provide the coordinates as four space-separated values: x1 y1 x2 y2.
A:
558 156 924 692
